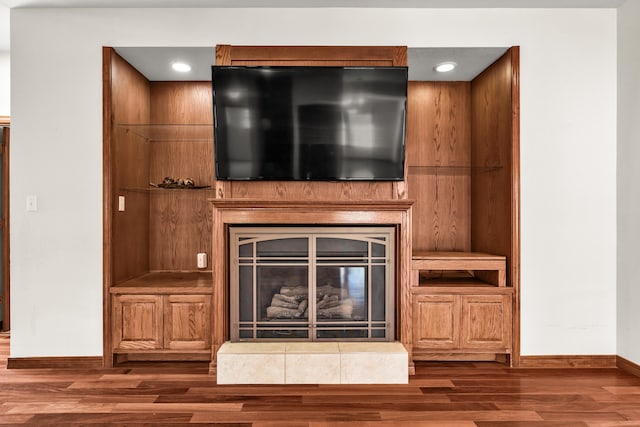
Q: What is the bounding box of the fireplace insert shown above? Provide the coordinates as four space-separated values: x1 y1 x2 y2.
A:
229 226 395 341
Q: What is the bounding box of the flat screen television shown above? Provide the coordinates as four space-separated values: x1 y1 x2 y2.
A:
212 66 407 181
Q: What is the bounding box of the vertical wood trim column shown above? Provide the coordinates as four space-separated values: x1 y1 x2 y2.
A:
400 207 414 374
509 46 521 367
393 45 408 201
214 45 232 200
209 203 227 374
102 47 114 368
1 124 9 332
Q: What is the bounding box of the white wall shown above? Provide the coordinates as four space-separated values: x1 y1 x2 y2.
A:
10 8 617 358
617 1 640 365
0 52 9 116
0 6 9 116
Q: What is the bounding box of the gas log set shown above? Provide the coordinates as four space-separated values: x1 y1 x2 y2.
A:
265 285 356 320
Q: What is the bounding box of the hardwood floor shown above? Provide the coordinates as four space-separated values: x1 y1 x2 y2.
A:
1 333 639 426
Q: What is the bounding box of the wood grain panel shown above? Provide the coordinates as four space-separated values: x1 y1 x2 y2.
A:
509 47 522 368
149 191 213 271
150 82 213 125
470 51 513 269
461 294 511 351
519 355 617 369
224 45 404 63
412 294 459 349
149 82 214 271
406 82 471 167
1 125 9 332
230 181 394 201
110 51 151 284
617 356 640 377
232 60 393 66
6 356 103 369
407 82 471 252
164 295 211 350
470 47 520 366
112 294 163 351
103 47 114 368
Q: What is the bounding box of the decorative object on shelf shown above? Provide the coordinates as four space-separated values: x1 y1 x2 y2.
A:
151 177 209 189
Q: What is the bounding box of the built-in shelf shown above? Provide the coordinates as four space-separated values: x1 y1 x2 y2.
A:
117 123 213 141
111 271 213 294
412 251 507 288
119 186 214 193
407 165 502 176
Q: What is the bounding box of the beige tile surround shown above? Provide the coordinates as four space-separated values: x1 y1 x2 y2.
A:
216 342 408 384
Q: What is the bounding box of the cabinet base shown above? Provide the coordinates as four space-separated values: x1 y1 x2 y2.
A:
113 351 211 364
413 351 511 364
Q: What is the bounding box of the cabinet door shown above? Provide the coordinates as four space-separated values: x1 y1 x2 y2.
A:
461 294 512 351
112 295 163 350
164 295 211 350
412 294 459 349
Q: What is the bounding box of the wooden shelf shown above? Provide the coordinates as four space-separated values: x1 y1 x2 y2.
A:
117 123 213 141
407 165 502 175
119 186 214 193
111 271 213 294
412 251 507 288
413 283 514 295
413 251 506 262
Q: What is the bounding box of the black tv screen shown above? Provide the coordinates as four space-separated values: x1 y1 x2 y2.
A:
212 66 407 181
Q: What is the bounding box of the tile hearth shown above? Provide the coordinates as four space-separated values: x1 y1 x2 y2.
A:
216 342 408 385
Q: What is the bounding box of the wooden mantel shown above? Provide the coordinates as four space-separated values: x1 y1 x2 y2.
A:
209 199 414 375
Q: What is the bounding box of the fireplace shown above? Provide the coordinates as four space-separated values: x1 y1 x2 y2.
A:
229 227 395 342
209 199 414 377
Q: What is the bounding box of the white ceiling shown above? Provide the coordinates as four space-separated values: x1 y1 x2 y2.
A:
0 0 628 7
115 46 509 82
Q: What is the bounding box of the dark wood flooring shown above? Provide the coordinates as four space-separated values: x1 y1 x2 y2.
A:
1 333 639 426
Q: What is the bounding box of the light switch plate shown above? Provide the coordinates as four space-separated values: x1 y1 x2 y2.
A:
26 195 37 212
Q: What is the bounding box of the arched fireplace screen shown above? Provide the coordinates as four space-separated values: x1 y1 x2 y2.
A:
230 226 395 341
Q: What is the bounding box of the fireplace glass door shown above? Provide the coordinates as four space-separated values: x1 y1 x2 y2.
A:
230 227 395 341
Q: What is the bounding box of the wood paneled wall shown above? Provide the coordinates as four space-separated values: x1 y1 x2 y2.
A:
407 82 471 252
1 124 9 332
149 82 214 271
108 50 151 284
470 49 518 283
214 45 408 202
107 56 215 275
470 47 520 365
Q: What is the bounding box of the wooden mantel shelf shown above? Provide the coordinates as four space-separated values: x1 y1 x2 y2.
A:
209 199 414 210
209 199 414 226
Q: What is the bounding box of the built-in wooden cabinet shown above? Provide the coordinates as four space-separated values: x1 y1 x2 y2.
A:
413 293 512 356
103 44 519 370
407 47 520 365
411 252 513 359
112 293 212 354
110 272 212 361
103 47 214 365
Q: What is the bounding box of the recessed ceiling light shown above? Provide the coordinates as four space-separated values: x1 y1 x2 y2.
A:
172 62 192 73
435 62 457 73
